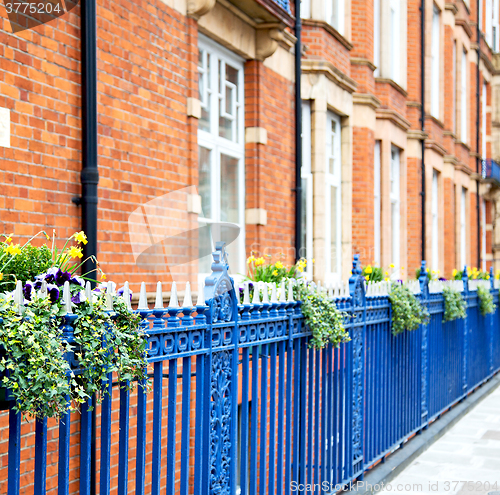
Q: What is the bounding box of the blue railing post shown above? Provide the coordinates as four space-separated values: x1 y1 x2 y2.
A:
489 267 495 375
418 260 429 428
462 266 469 396
348 254 366 479
204 242 239 495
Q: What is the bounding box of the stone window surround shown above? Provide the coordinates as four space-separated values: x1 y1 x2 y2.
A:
301 71 353 283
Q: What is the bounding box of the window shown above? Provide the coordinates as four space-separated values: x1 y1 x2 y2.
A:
461 49 468 143
374 141 381 265
390 146 400 272
326 0 345 35
482 82 487 159
482 199 487 271
301 101 313 278
374 0 381 77
460 188 467 269
494 0 499 51
453 41 457 133
301 0 310 19
390 0 400 83
326 112 342 283
431 6 440 118
198 37 245 276
431 170 439 271
486 0 493 47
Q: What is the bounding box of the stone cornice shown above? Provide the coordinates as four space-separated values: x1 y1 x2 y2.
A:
445 2 459 15
425 139 447 157
480 50 495 75
350 57 377 72
353 93 381 110
375 108 411 131
407 129 428 141
455 18 473 39
302 59 357 93
302 19 353 51
375 78 408 98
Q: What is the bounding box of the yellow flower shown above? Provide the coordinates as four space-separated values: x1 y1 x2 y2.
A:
5 244 21 256
68 246 83 259
365 275 369 281
73 231 88 245
101 272 107 280
385 271 389 276
312 259 315 264
297 266 304 273
0 273 3 281
273 270 278 276
365 265 373 274
255 257 265 266
389 263 395 269
275 261 284 269
487 275 490 280
384 277 390 282
401 267 404 271
4 234 12 243
247 255 256 264
452 269 458 277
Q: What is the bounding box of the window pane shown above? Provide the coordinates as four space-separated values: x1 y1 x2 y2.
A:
301 177 308 259
220 154 240 224
226 64 238 88
198 51 210 132
330 185 338 273
199 146 212 219
198 222 213 274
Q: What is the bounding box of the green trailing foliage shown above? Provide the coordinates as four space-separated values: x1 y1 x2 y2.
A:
0 286 149 419
442 287 467 323
477 285 496 317
296 284 350 349
388 285 429 336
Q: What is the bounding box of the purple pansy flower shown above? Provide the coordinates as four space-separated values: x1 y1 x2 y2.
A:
117 286 133 302
71 291 85 305
46 284 60 304
23 282 33 301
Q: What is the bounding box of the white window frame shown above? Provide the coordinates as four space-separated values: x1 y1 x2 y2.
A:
431 170 439 272
301 0 311 19
390 146 400 273
482 199 487 271
325 0 345 35
390 0 400 84
431 5 440 119
374 0 381 77
494 0 499 51
487 0 493 47
374 141 381 265
326 111 342 284
197 36 245 281
461 49 468 143
482 82 487 159
460 187 467 269
301 101 313 279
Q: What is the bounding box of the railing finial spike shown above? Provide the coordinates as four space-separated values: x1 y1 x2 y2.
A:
138 282 148 310
155 281 163 309
183 282 193 307
169 281 179 308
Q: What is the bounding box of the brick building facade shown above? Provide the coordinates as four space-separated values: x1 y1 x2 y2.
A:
1 0 500 291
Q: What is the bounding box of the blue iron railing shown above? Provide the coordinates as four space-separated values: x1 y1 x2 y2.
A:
481 158 500 183
272 0 290 11
1 245 500 494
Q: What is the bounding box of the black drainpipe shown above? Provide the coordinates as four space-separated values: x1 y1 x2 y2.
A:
476 0 481 269
420 0 426 262
81 0 98 492
294 0 302 262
